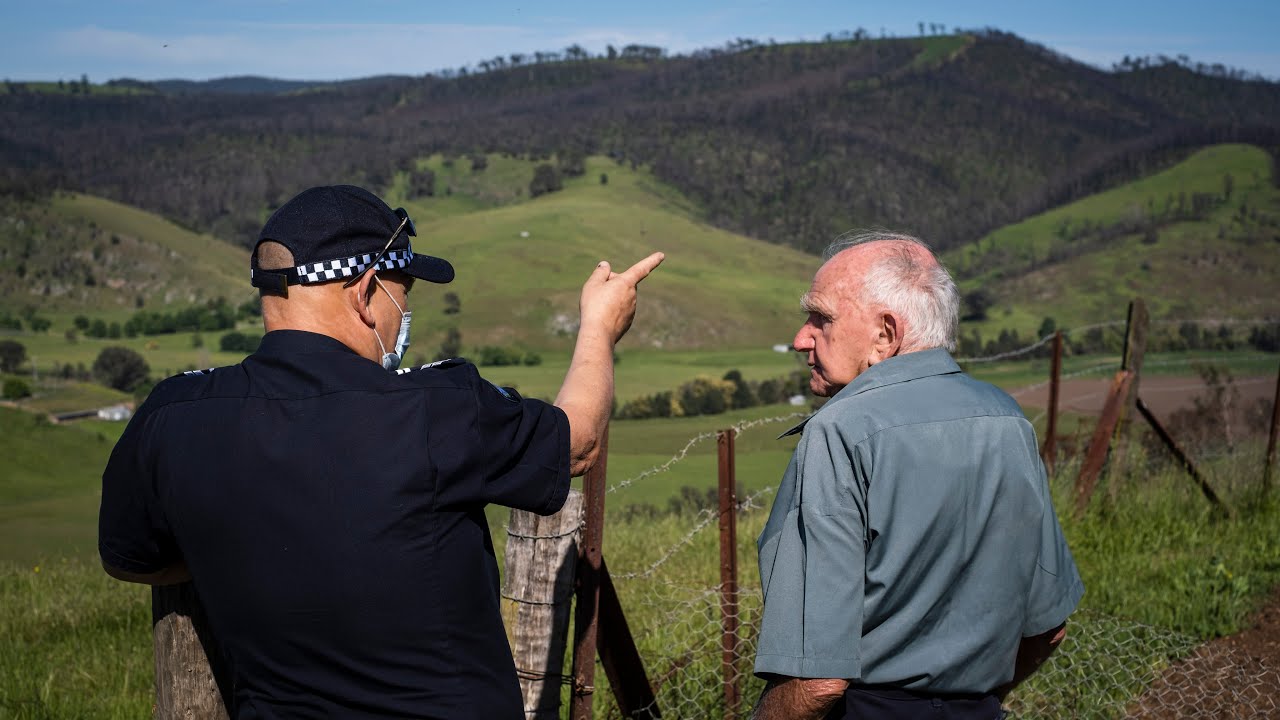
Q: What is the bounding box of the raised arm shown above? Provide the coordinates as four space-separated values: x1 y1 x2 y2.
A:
555 252 664 477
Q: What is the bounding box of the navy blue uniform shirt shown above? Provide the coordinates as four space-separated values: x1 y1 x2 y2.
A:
100 330 571 718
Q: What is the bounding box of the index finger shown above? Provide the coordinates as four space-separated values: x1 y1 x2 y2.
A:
617 252 665 285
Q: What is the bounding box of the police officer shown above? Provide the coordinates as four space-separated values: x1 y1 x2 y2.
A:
99 185 664 718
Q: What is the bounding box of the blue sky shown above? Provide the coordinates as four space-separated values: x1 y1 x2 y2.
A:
2 1 1277 82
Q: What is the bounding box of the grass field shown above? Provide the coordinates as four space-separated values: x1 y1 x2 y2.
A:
4 440 1278 718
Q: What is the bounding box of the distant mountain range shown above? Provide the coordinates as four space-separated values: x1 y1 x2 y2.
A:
2 29 1278 255
105 75 413 95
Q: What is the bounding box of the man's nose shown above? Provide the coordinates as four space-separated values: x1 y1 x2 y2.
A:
793 325 814 352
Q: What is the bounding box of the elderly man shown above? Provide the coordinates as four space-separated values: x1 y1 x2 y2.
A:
99 185 663 718
751 232 1083 720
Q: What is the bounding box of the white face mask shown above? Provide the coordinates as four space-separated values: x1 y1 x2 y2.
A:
373 276 412 371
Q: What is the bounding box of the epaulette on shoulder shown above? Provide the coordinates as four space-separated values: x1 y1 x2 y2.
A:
182 367 218 377
395 357 467 375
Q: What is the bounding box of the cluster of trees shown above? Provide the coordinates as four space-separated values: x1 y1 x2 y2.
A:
528 164 562 198
92 347 150 392
616 369 808 420
474 345 542 367
2 75 92 95
0 339 26 372
5 32 1279 255
956 320 1280 359
0 310 51 332
73 299 244 339
2 378 30 399
218 331 262 353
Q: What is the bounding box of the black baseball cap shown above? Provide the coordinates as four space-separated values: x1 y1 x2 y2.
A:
250 185 454 294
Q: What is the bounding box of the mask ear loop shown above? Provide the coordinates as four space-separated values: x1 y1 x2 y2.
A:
373 275 405 315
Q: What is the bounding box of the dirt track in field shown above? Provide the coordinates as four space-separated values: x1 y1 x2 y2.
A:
1011 374 1274 418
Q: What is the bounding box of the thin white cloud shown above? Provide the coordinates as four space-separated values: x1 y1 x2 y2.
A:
49 23 716 80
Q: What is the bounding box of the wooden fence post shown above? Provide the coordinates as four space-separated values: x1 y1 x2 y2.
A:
503 490 584 719
571 425 609 720
1041 331 1063 473
153 583 231 719
717 430 740 720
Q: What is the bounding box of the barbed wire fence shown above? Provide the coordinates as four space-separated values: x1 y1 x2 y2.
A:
557 316 1280 719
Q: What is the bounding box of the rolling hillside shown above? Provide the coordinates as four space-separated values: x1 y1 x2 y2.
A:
4 31 1278 255
943 143 1280 337
0 155 816 357
0 192 251 314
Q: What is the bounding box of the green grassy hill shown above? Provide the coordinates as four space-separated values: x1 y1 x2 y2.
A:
0 192 252 316
2 155 816 356
387 155 815 352
944 143 1280 336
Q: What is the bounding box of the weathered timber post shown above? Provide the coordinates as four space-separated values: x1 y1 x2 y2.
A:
153 583 231 719
1041 331 1063 473
1113 299 1148 470
572 425 609 720
717 429 740 720
502 490 584 719
1265 362 1280 494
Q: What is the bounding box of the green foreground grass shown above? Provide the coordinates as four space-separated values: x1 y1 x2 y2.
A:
4 450 1279 718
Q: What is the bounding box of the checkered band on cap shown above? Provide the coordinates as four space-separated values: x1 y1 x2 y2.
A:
294 247 413 284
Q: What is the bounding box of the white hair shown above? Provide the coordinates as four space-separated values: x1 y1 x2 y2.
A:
822 230 960 352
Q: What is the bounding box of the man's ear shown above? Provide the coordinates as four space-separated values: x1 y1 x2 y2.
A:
351 272 379 329
876 312 904 360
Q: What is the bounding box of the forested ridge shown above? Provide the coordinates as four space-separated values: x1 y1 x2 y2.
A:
3 29 1279 253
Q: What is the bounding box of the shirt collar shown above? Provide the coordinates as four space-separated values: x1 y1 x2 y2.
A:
778 348 961 438
254 329 362 359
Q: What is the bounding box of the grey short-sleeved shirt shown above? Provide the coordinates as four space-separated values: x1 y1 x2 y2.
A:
754 348 1084 693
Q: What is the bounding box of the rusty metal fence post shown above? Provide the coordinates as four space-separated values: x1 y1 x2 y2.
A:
717 429 740 720
1265 362 1280 494
571 425 609 720
1041 330 1063 473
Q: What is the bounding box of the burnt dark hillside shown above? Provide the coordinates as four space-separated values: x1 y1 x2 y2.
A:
2 30 1278 251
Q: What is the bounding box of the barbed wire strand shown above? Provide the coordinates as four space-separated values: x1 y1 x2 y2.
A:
614 486 776 580
606 413 807 495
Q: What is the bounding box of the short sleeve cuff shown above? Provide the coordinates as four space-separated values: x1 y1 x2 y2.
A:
538 404 572 515
1024 574 1085 636
99 541 173 575
754 654 860 681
